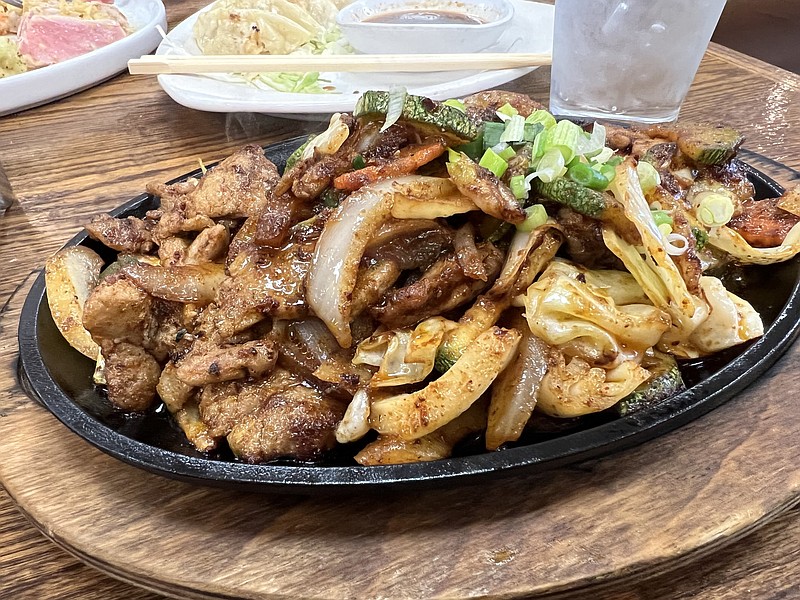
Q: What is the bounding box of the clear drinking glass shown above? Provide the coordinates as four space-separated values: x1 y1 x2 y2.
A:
549 0 727 123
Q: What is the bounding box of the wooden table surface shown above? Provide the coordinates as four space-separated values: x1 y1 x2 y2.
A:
2 2 800 599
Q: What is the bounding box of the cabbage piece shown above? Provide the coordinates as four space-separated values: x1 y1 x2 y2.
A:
537 351 650 418
302 112 350 160
523 260 670 367
708 221 800 265
688 276 764 353
353 317 455 387
605 161 705 330
369 326 520 440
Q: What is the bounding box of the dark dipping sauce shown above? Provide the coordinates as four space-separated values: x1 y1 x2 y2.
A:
363 9 485 25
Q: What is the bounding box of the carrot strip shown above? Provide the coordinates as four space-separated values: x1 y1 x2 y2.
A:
333 141 447 191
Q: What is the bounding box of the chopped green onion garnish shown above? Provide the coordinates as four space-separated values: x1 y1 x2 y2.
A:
528 147 566 183
498 145 516 161
692 226 709 250
575 122 607 158
567 162 610 190
606 155 624 167
592 146 616 164
479 148 509 178
482 121 506 151
443 98 466 112
651 209 673 227
598 163 616 183
497 103 518 119
351 154 366 170
658 223 673 238
448 148 462 163
500 114 526 143
321 188 344 208
531 130 547 160
545 119 583 163
696 192 735 227
517 204 548 232
454 131 484 160
636 161 661 194
509 174 528 200
523 122 543 143
525 110 557 130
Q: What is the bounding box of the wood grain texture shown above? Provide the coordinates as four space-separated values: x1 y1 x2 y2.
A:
2 1 800 596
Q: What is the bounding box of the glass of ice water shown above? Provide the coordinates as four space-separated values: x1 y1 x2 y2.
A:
549 0 727 123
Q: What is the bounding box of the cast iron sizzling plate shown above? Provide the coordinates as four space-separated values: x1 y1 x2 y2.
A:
16 137 800 493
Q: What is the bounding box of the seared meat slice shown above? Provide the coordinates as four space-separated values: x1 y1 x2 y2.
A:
292 150 355 200
174 338 278 387
158 236 191 266
83 275 185 364
225 373 346 463
332 141 447 192
462 90 546 122
198 379 271 438
185 223 230 264
85 214 155 254
351 260 402 318
371 242 503 328
602 123 652 153
151 210 215 241
186 145 281 219
728 198 800 247
363 218 452 270
146 178 198 212
212 216 325 337
701 160 755 205
83 277 154 347
454 222 488 280
102 341 161 412
555 207 624 270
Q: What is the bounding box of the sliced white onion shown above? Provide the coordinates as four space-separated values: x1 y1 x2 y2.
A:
335 388 371 444
306 182 394 347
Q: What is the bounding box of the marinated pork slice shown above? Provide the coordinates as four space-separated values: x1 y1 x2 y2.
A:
728 198 800 248
85 214 155 254
226 377 346 463
102 341 161 412
462 90 546 122
212 216 326 337
17 13 126 68
371 242 503 329
182 144 281 219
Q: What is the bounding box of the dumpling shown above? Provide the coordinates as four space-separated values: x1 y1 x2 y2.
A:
193 0 341 56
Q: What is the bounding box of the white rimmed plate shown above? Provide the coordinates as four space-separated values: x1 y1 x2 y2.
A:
0 0 166 117
154 0 553 119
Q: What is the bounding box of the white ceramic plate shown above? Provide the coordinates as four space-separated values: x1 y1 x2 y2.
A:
155 0 553 119
0 0 167 117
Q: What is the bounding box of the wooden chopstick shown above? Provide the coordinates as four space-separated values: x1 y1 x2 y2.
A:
128 52 552 75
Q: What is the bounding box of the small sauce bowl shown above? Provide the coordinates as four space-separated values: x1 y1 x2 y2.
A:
336 0 515 55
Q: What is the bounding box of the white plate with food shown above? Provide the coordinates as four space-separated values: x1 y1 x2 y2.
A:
154 0 553 118
0 0 166 117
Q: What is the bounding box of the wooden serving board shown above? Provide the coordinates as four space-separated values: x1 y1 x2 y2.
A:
2 160 800 598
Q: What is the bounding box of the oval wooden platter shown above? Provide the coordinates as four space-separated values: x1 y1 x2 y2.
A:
2 153 800 598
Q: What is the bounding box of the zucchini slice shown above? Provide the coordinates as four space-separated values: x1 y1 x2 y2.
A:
614 351 685 416
354 90 478 143
676 124 744 166
533 178 608 219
